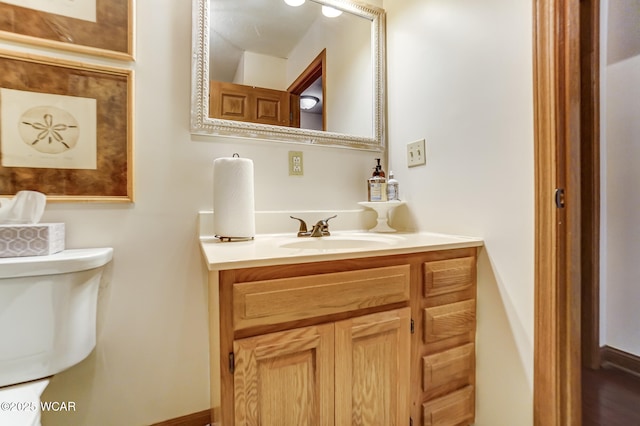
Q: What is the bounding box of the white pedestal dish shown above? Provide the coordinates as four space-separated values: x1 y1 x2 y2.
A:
358 200 406 232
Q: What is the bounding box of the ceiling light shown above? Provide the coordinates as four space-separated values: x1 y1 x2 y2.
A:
322 6 343 17
284 0 305 6
300 96 319 110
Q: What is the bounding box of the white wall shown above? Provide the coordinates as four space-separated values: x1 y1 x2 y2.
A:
601 0 640 356
0 0 537 424
238 51 287 90
287 11 372 137
301 110 323 131
0 1 380 424
385 0 535 424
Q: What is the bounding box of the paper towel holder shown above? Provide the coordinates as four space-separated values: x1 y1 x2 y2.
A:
213 152 255 242
214 234 255 242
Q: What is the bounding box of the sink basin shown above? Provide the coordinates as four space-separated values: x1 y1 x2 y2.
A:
278 234 401 251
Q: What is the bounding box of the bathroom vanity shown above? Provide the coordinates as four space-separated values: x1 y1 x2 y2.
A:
200 231 482 426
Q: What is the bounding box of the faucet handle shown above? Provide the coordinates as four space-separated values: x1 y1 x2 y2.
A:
312 215 337 237
320 215 337 226
290 216 308 235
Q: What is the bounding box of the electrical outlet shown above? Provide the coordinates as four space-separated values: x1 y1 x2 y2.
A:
289 151 303 175
407 139 426 167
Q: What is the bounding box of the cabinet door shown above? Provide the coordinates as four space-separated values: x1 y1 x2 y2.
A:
233 324 335 426
252 86 290 126
209 80 290 126
335 308 411 426
210 80 250 122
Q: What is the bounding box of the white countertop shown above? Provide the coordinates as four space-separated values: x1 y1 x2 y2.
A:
199 231 483 271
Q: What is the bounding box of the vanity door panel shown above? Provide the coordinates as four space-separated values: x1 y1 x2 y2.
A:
335 308 411 426
233 323 335 426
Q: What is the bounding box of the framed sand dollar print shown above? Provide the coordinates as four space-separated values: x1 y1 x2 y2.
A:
0 50 134 202
0 0 134 60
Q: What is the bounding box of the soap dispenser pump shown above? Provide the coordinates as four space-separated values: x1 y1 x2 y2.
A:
374 158 385 178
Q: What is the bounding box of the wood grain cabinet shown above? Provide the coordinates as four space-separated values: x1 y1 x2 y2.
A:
416 255 477 426
209 80 292 127
209 248 477 426
232 323 335 425
232 308 411 426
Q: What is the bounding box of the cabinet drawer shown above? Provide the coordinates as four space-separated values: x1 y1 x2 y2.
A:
233 265 410 330
422 385 474 426
423 343 474 393
423 257 475 298
424 300 475 344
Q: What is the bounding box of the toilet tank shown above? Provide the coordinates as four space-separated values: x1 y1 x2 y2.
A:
0 248 113 388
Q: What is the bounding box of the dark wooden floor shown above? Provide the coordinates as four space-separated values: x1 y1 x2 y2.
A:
582 367 640 426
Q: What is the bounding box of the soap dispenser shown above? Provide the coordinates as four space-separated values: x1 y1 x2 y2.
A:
387 171 399 201
367 158 387 201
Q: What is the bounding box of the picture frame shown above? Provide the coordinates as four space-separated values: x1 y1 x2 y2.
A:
0 0 134 61
0 49 134 202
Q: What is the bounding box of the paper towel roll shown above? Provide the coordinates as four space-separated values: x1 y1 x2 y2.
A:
213 156 255 239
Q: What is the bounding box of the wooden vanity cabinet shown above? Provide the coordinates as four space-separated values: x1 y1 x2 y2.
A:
232 308 411 426
232 322 335 425
209 247 477 426
416 254 477 426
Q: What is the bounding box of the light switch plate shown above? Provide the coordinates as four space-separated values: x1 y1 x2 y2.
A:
289 151 303 175
407 139 426 167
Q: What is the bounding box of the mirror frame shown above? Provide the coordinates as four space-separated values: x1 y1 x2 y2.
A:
190 0 386 151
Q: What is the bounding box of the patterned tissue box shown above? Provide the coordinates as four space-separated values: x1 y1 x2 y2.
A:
0 223 65 258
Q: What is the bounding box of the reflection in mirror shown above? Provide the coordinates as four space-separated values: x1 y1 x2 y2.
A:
191 0 386 150
209 0 370 135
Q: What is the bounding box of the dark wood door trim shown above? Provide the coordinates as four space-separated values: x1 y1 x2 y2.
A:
533 0 583 424
288 49 326 130
579 0 601 371
287 49 325 95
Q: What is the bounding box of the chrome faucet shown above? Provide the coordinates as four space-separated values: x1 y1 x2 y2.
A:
290 215 337 237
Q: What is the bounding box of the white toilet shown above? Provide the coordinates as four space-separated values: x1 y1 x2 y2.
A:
0 248 113 425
